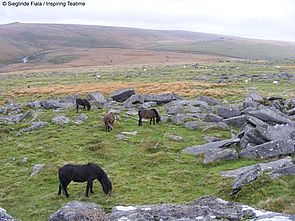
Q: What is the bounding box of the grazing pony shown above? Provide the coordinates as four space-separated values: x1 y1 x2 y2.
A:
138 108 161 126
103 112 116 132
76 98 91 113
57 163 112 198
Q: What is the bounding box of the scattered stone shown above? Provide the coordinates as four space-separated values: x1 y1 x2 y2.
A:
20 121 48 132
73 114 88 125
168 135 183 142
116 134 129 140
26 100 41 108
272 165 295 177
49 201 109 221
52 115 70 125
160 115 169 123
19 157 29 164
121 131 137 136
0 114 23 124
125 110 138 116
30 163 45 177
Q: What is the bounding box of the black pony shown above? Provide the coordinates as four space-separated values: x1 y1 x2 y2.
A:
76 98 91 113
138 108 161 126
57 163 112 198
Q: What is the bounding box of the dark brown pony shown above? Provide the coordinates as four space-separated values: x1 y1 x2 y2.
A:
138 108 161 126
58 163 112 198
103 112 116 132
76 98 91 113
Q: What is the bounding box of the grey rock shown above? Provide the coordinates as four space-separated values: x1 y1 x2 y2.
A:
73 114 88 125
49 201 108 221
248 107 294 126
186 104 201 113
203 122 230 131
221 156 294 178
172 114 187 125
87 92 106 105
168 135 184 142
121 131 137 136
224 115 246 128
196 96 219 106
165 105 183 115
184 121 214 130
0 114 23 124
231 165 261 195
110 88 135 102
0 207 19 221
287 107 295 116
141 101 157 109
204 114 223 122
123 95 144 108
216 106 241 119
160 115 170 123
30 163 45 177
52 115 70 125
182 138 240 155
125 110 138 116
20 121 48 132
19 157 29 164
26 100 41 108
141 93 181 104
41 98 75 110
110 196 295 221
204 148 238 164
239 140 295 159
204 136 221 143
248 92 263 103
116 134 129 140
272 165 295 177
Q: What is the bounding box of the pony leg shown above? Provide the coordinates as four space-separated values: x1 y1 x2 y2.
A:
153 117 155 125
138 117 142 126
58 184 61 195
61 182 70 198
150 118 152 124
83 105 86 110
76 104 79 113
85 181 91 197
90 181 94 193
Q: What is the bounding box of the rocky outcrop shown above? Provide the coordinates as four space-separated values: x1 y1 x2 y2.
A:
49 201 109 221
0 207 19 221
110 196 295 221
73 114 88 125
239 140 295 159
87 92 106 105
110 88 135 102
52 115 70 125
20 121 48 132
221 157 294 178
204 148 238 164
182 138 240 156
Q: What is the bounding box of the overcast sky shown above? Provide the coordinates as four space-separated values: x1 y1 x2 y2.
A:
1 0 295 42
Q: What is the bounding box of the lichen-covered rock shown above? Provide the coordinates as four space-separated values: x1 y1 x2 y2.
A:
204 148 238 164
52 115 70 125
87 92 106 105
110 88 135 102
20 121 48 132
110 196 295 221
0 207 19 221
49 201 109 221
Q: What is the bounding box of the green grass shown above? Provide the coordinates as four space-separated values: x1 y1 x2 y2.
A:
0 60 295 220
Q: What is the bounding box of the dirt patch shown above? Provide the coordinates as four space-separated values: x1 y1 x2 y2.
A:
9 81 242 98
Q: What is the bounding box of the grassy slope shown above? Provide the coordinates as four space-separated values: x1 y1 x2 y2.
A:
0 61 295 221
1 23 295 66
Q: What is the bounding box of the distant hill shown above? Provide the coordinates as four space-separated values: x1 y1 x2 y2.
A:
0 22 295 71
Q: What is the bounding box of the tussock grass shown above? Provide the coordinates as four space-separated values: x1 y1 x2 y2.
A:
0 61 295 220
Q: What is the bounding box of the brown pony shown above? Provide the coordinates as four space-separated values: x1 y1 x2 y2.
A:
138 108 161 126
104 112 116 131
